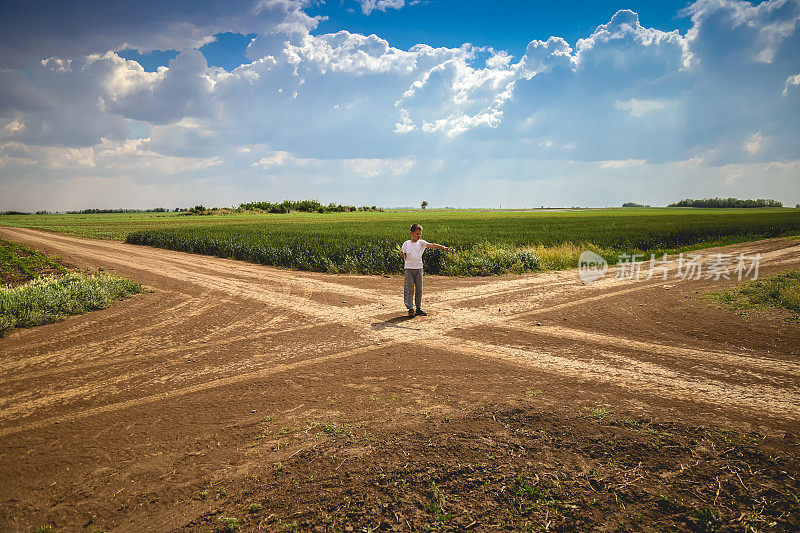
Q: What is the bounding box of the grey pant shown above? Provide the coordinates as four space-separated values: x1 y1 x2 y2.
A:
404 268 423 310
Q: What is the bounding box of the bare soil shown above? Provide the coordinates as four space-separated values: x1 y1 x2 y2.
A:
0 227 798 532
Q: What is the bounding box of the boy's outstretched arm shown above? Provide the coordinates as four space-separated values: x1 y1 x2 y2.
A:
427 243 450 251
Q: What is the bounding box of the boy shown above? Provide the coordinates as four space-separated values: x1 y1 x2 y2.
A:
400 223 450 317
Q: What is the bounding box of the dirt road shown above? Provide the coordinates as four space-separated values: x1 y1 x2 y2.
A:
1 227 798 531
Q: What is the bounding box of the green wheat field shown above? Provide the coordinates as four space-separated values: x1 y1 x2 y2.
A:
1 208 799 276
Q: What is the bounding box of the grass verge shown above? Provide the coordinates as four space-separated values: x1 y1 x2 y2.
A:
705 268 800 321
0 239 67 285
1 272 142 337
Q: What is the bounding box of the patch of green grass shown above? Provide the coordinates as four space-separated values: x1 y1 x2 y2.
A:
706 268 800 321
0 239 67 285
588 408 609 420
425 481 452 524
0 272 142 337
690 507 721 533
509 476 554 515
323 423 351 437
656 494 682 512
218 516 239 532
273 426 293 438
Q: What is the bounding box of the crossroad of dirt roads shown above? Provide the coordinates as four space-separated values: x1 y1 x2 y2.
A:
0 227 798 530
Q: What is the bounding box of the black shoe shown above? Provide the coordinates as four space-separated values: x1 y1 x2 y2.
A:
408 309 415 317
415 308 427 316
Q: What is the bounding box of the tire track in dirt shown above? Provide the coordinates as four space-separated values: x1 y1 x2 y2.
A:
0 315 382 423
502 240 800 320
416 337 800 421
508 324 800 374
0 297 206 373
0 341 400 438
0 310 304 384
430 274 575 304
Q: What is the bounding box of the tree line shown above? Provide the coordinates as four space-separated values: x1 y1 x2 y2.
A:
238 200 382 213
668 198 783 208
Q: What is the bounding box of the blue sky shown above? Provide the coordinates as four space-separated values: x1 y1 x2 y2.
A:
310 0 694 52
0 0 798 210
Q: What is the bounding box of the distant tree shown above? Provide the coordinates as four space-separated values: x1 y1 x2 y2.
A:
187 205 208 215
421 200 429 209
622 202 650 207
796 204 800 208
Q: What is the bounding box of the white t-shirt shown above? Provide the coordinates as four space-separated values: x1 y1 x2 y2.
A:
402 239 428 269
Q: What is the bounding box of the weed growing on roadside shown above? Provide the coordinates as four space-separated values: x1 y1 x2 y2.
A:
323 423 351 437
0 239 67 285
274 427 293 438
706 268 800 321
0 272 141 336
588 408 609 420
218 516 239 532
425 481 452 524
690 507 721 533
509 476 554 515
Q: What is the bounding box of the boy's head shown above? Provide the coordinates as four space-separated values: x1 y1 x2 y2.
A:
410 223 422 241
